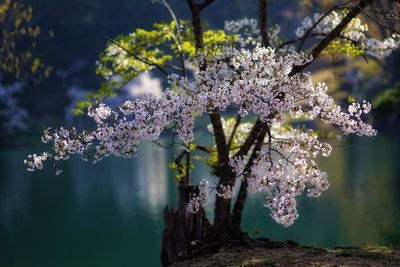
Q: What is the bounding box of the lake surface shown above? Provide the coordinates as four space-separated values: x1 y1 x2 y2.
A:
1 135 399 267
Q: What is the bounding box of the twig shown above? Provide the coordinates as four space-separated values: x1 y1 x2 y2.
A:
105 36 169 77
298 1 353 51
355 1 400 35
291 0 377 74
154 0 187 77
227 115 241 150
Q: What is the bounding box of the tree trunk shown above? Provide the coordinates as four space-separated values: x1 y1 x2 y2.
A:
208 167 237 240
161 184 210 266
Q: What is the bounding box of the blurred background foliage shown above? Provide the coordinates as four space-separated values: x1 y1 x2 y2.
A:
0 0 52 81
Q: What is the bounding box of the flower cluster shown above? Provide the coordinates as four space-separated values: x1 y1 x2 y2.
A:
224 18 258 35
187 179 209 213
26 43 380 226
197 179 210 204
224 18 283 49
88 103 112 124
289 82 377 136
295 10 400 58
187 196 202 214
24 152 51 171
216 184 234 199
233 127 331 226
229 156 246 176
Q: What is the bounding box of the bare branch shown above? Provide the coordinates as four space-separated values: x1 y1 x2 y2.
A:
187 0 203 50
193 144 211 153
278 33 330 50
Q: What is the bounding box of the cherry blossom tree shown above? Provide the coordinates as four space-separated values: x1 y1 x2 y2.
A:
24 0 400 265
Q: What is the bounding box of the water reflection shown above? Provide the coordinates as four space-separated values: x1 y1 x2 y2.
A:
338 136 400 246
135 143 168 213
241 135 400 248
66 142 168 217
0 135 399 266
0 150 31 230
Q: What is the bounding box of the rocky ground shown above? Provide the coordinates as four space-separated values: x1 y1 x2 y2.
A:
171 239 400 267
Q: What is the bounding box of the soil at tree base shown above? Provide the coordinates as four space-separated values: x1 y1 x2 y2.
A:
171 239 400 267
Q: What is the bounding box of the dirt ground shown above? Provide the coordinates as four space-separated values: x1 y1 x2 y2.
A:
171 240 400 267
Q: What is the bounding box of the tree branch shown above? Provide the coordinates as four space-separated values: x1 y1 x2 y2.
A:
232 125 268 229
355 1 400 35
174 149 188 185
187 0 203 50
298 1 353 51
105 36 169 77
155 0 187 77
259 0 270 47
193 144 211 153
291 0 377 74
198 0 217 11
185 150 191 184
227 115 241 150
187 0 229 162
234 119 264 159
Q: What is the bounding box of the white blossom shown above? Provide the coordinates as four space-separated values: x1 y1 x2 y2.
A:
187 179 210 213
295 10 400 58
187 196 201 213
24 152 51 171
88 103 112 124
26 41 380 227
216 184 234 199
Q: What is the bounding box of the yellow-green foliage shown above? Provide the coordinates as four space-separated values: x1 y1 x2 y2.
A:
347 95 356 103
169 162 184 182
201 148 218 175
169 146 196 182
0 0 52 80
73 20 238 114
321 40 364 57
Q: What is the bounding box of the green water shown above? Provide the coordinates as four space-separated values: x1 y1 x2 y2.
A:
1 135 399 267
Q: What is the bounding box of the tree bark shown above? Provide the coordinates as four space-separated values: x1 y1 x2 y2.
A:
259 0 270 47
232 125 268 230
161 184 210 266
